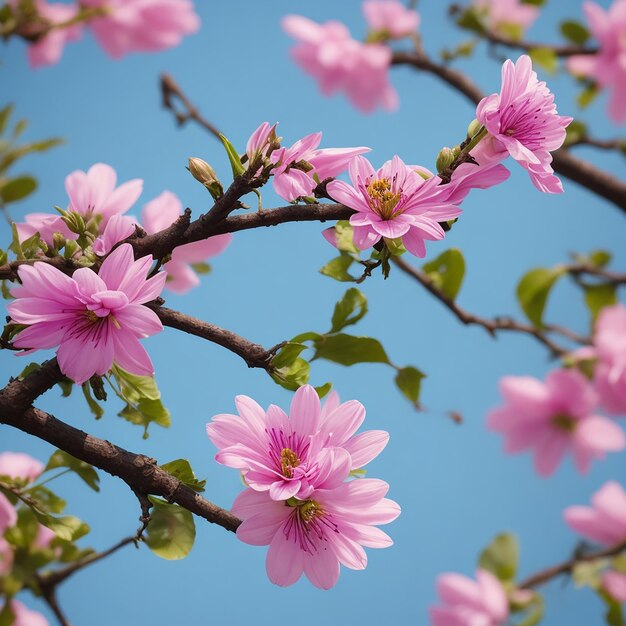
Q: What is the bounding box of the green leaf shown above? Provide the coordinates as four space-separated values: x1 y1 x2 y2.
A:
44 450 100 492
81 382 104 419
478 533 519 582
0 105 13 136
17 362 40 380
314 334 389 366
271 342 308 370
320 254 356 282
516 266 564 327
331 288 368 333
32 511 89 542
572 560 605 589
456 7 486 34
219 133 245 178
160 459 206 493
612 555 626 575
522 0 547 5
270 357 311 391
564 120 588 146
145 497 195 560
12 118 27 139
602 591 626 626
314 382 333 398
4 507 39 549
395 366 426 407
585 283 617 322
190 262 211 275
334 220 359 254
529 47 558 74
516 595 545 626
0 602 15 626
26 485 66 513
589 250 612 268
498 22 524 42
560 20 590 45
422 248 466 300
578 82 599 109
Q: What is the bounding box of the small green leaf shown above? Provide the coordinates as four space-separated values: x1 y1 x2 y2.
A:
585 284 617 322
190 262 211 275
17 362 41 380
589 250 612 268
0 602 15 626
478 533 519 582
498 22 524 42
529 48 558 74
602 591 626 626
334 220 359 254
314 382 333 398
456 7 487 34
270 357 311 391
320 254 356 282
560 20 590 45
314 334 389 366
219 133 245 178
271 342 308 370
564 120 588 146
516 266 564 327
578 82 599 109
0 105 13 136
160 459 206 493
516 595 545 626
26 485 67 513
395 366 426 407
572 560 605 589
44 450 100 492
522 0 547 6
145 497 195 560
330 288 368 333
81 382 104 419
32 511 89 542
422 248 466 300
12 118 27 139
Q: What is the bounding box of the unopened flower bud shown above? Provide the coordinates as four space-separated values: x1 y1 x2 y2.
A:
436 147 456 174
467 118 482 139
63 239 80 259
52 232 66 251
188 157 224 199
61 210 86 235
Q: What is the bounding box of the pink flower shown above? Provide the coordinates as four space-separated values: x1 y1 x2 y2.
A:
564 481 626 546
591 304 626 415
327 155 461 257
603 570 626 602
206 386 390 501
232 479 400 589
80 0 200 58
92 214 138 256
487 369 626 476
269 130 370 202
0 452 44 482
16 212 74 249
24 1 83 67
0 601 49 626
363 1 420 38
282 15 398 113
567 1 626 123
141 191 231 294
429 569 509 626
476 55 572 193
0 537 13 575
473 0 539 38
8 243 166 384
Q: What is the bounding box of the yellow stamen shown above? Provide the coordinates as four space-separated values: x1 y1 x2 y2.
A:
280 448 300 478
366 178 401 220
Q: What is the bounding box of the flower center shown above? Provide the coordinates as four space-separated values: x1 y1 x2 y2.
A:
280 448 300 478
298 499 324 523
366 178 402 220
551 413 577 433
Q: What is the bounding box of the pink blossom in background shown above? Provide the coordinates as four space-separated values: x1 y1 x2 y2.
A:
327 155 461 257
0 494 16 534
80 0 200 58
362 0 420 38
429 569 509 626
567 1 626 123
476 55 572 193
141 191 231 294
269 130 370 202
0 452 44 482
282 15 398 113
207 386 389 501
23 1 84 67
0 537 13 575
487 369 625 476
473 0 539 38
0 601 49 626
591 304 626 415
564 481 626 545
8 243 165 384
603 570 626 602
232 479 400 589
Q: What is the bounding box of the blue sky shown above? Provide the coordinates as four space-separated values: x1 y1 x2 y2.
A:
2 1 626 624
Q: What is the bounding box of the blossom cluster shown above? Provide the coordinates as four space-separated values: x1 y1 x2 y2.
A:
206 385 400 589
10 0 200 67
472 0 539 39
0 452 53 626
487 304 626 476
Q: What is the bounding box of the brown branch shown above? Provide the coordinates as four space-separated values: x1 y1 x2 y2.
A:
40 587 71 626
567 136 626 152
566 263 626 285
392 256 579 356
391 50 626 215
482 32 598 58
160 73 222 141
519 540 626 590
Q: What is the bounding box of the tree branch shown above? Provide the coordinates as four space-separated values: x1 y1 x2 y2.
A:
481 32 598 58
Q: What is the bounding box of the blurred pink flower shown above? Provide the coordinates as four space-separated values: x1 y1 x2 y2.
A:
141 191 231 294
564 481 626 545
8 244 165 384
591 304 626 415
567 1 626 123
0 537 13 575
269 130 370 202
603 570 626 602
23 1 84 67
0 494 16 535
430 569 509 626
363 1 420 38
474 0 538 38
81 0 200 58
207 386 389 501
0 452 44 482
0 601 49 626
232 479 400 589
476 55 572 193
327 155 461 257
487 369 625 476
282 15 398 113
